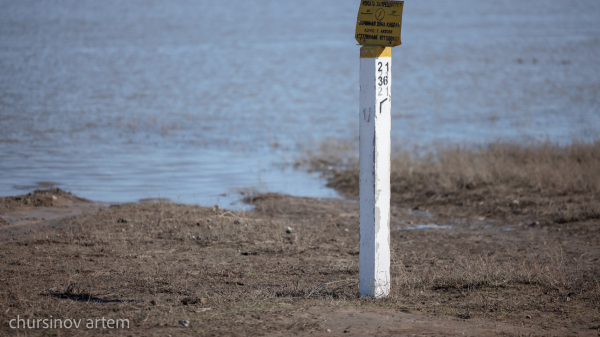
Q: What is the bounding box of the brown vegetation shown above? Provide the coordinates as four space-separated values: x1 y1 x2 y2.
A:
305 140 600 226
0 141 599 335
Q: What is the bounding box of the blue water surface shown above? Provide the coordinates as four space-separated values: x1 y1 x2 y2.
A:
1 0 599 206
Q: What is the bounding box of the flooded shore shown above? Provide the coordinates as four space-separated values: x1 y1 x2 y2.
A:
1 0 599 206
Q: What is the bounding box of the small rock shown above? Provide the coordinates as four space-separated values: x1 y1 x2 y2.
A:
117 218 129 223
179 320 189 327
510 200 520 207
528 221 539 228
326 329 331 332
52 195 57 200
344 228 349 232
286 227 294 234
526 315 532 319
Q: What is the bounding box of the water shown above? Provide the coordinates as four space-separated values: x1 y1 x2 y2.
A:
1 0 599 206
394 224 453 231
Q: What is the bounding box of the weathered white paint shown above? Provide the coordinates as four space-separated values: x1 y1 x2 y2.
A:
359 46 391 298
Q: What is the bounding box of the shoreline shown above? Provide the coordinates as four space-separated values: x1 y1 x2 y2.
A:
1 141 599 335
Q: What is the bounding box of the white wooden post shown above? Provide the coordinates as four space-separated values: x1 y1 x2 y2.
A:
359 46 392 298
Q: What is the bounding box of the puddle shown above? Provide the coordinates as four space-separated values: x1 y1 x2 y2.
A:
394 224 453 231
406 209 435 218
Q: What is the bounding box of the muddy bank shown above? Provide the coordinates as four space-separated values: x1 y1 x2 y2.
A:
0 189 104 239
1 185 599 335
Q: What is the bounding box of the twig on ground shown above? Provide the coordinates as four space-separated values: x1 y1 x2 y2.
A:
305 279 355 299
328 215 342 234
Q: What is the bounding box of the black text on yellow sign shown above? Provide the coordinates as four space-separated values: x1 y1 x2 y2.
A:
355 1 404 47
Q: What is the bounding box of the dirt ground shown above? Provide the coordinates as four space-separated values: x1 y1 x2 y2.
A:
1 181 599 336
1 142 599 336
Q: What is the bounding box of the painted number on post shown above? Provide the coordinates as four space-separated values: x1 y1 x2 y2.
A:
377 61 390 113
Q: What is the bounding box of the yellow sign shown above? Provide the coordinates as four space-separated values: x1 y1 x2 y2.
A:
355 1 404 47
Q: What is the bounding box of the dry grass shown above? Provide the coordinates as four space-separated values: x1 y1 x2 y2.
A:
2 139 600 334
1 196 599 334
304 140 600 225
